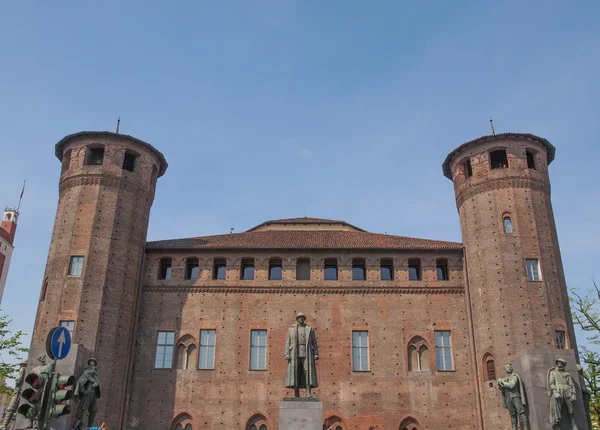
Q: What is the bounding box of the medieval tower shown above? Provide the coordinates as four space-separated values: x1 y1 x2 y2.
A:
31 132 167 428
442 133 578 429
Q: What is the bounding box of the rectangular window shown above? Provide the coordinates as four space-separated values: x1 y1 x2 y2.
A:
380 259 394 281
324 259 338 281
250 330 267 370
526 151 536 170
352 259 366 281
436 260 449 281
352 331 369 371
213 258 226 280
155 331 175 369
159 258 172 280
122 152 136 172
60 320 74 333
269 259 283 281
435 331 453 371
241 259 255 280
84 147 104 166
525 259 541 281
408 259 421 281
199 329 216 369
62 149 71 173
555 330 566 349
68 256 84 276
296 258 311 281
490 149 509 169
465 159 473 177
185 258 199 280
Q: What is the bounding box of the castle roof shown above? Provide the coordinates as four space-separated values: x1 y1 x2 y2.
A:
146 217 462 251
442 133 555 179
55 131 168 177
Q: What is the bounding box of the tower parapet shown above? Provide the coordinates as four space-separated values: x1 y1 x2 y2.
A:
443 132 576 429
31 131 167 428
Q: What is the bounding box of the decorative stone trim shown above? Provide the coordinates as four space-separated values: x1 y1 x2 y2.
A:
143 285 464 295
59 173 153 201
456 176 547 208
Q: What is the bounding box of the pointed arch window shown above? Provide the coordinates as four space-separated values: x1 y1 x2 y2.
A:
172 413 193 430
408 336 429 371
246 414 268 430
400 417 420 430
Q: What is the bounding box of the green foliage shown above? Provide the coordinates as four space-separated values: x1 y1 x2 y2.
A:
581 350 600 430
0 313 28 396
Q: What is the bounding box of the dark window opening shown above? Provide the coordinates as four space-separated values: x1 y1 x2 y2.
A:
123 151 137 172
241 259 254 280
213 258 226 280
296 258 311 280
555 330 566 349
486 359 496 381
380 259 394 281
352 258 366 281
151 166 158 187
159 258 172 280
269 258 283 280
185 258 199 280
62 150 71 173
324 258 338 281
40 279 48 302
84 146 104 166
490 149 508 169
408 259 421 281
436 259 449 281
464 159 473 177
526 151 536 170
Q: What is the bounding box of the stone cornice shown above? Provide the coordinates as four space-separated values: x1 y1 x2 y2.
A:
142 285 464 295
456 176 548 209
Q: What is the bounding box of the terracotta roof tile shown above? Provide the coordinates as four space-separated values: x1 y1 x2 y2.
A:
146 230 462 251
247 216 365 232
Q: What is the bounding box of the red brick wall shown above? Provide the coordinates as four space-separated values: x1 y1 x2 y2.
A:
126 250 476 430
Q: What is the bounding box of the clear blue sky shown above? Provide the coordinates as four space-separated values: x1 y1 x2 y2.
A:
0 1 599 355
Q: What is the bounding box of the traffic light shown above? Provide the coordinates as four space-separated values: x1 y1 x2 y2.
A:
47 372 75 418
17 370 48 420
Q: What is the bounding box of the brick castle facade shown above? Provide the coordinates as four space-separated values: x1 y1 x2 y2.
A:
27 131 576 429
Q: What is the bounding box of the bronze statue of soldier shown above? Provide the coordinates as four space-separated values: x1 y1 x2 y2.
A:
548 358 578 430
285 312 319 397
497 364 529 430
73 357 101 430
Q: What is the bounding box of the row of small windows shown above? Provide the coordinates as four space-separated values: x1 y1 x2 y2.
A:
61 146 138 173
157 257 451 281
463 148 537 177
59 255 541 284
154 330 455 372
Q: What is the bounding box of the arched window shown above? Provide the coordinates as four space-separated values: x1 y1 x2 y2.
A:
408 259 421 281
324 258 338 280
400 417 420 430
464 158 473 177
436 259 448 281
175 335 197 370
380 258 393 281
503 216 513 234
61 149 71 173
246 414 268 430
172 413 193 430
526 150 536 170
325 415 344 429
408 336 429 371
483 354 496 381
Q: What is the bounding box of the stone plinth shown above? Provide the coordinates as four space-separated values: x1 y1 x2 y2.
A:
279 398 323 430
511 349 589 430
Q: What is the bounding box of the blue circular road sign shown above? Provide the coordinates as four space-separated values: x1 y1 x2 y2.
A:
48 327 72 360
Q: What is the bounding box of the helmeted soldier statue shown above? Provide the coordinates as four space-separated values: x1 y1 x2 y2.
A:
285 312 319 397
73 357 101 430
548 358 578 430
497 364 529 430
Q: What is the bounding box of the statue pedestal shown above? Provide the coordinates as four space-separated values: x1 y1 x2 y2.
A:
511 349 589 430
279 398 323 430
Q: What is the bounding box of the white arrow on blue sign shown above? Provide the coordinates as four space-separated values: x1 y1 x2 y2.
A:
49 326 72 360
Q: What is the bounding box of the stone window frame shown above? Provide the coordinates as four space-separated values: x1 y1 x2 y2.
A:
154 330 175 369
246 413 269 430
407 336 430 372
525 258 542 282
171 413 193 430
175 334 197 370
